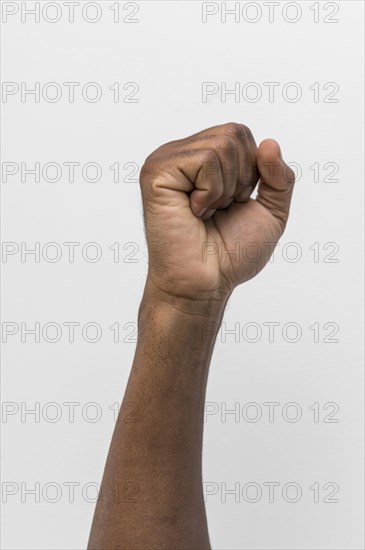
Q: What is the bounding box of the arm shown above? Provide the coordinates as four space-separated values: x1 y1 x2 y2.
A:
88 288 225 549
88 123 295 549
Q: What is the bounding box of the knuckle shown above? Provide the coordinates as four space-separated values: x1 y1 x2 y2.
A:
140 158 157 182
201 152 223 198
141 141 172 167
214 135 236 153
140 154 167 188
140 147 173 179
223 122 251 141
286 165 296 185
140 160 152 181
202 148 220 168
209 183 224 202
140 147 163 174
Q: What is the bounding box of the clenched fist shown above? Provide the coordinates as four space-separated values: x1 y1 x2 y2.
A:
140 123 295 302
89 123 296 550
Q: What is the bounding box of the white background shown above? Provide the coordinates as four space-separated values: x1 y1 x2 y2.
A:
1 1 364 549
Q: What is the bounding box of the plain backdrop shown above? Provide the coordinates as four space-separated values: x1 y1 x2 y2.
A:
1 1 364 549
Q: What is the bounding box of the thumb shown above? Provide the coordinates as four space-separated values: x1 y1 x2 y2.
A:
256 139 295 229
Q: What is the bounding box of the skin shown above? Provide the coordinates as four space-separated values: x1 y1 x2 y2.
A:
87 123 295 549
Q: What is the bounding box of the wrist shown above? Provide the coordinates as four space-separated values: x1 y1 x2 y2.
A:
140 279 229 320
138 279 227 353
137 280 228 348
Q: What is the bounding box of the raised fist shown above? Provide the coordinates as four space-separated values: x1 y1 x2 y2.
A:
140 123 295 302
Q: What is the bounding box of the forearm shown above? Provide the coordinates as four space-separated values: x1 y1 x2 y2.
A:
88 283 227 549
87 123 295 549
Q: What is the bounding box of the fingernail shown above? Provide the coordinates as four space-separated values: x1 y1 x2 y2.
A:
196 207 207 217
201 208 216 220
